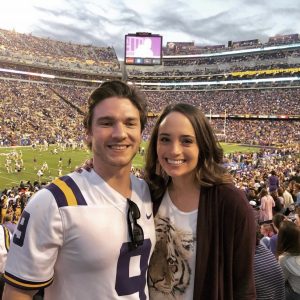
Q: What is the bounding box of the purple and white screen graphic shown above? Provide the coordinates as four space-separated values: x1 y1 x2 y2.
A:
126 36 161 58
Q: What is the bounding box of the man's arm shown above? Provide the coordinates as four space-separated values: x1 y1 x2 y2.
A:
2 284 37 300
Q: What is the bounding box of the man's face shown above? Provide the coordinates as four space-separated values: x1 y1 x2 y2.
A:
87 97 141 176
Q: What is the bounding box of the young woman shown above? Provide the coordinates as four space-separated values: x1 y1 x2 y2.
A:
259 188 275 222
277 221 300 300
145 103 256 300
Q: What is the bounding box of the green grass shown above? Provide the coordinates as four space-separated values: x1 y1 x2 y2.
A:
0 145 91 189
220 143 259 154
0 142 258 189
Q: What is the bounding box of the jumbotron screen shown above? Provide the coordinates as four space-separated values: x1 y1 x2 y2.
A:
125 33 162 65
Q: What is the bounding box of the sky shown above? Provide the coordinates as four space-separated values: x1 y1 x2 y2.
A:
0 0 300 59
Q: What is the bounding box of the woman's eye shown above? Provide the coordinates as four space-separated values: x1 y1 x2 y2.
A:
182 139 193 145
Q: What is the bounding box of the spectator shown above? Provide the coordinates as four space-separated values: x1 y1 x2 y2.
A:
294 183 300 206
280 185 294 211
268 170 280 192
254 228 285 300
259 188 275 222
271 190 284 215
270 213 287 255
145 103 256 299
277 221 300 300
2 80 156 300
259 221 275 250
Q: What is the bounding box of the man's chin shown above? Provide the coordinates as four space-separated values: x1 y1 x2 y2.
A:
107 158 133 168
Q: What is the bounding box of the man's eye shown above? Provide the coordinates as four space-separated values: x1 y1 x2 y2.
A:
160 137 169 143
99 122 112 126
126 122 137 127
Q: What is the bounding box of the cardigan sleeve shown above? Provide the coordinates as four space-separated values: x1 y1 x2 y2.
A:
231 188 257 300
194 184 256 300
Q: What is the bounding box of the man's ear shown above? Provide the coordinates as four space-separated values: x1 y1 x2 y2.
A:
85 130 92 149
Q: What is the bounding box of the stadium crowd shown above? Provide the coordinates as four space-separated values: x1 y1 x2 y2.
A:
1 79 299 147
0 28 120 73
143 89 300 114
0 80 86 146
142 119 300 146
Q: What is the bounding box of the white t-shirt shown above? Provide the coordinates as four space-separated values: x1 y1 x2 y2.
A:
149 190 197 300
5 170 156 300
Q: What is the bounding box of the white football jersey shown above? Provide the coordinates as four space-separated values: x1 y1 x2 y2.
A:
4 170 156 300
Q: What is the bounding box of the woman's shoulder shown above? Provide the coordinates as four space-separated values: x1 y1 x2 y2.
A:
202 184 255 227
279 254 300 273
213 183 244 196
204 183 249 206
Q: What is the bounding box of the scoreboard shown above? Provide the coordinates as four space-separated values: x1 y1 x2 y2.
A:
125 32 162 65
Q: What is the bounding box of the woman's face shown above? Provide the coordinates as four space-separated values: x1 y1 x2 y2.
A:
156 112 199 181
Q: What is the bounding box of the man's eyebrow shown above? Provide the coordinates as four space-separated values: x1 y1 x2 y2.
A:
96 116 139 121
97 116 113 119
125 117 139 121
158 133 195 138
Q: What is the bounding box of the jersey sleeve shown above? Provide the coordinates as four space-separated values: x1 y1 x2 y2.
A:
4 188 64 290
0 226 11 273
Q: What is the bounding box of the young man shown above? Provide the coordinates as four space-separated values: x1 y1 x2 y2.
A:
3 81 156 300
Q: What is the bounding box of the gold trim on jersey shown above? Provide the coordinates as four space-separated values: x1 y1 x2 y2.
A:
3 226 10 251
4 272 54 289
52 178 78 206
46 176 87 207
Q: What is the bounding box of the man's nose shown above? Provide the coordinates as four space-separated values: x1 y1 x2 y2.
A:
112 123 126 139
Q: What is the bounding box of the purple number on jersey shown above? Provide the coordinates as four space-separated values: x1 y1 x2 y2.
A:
13 211 30 247
115 239 151 300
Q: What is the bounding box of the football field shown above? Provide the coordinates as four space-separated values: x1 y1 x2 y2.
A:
0 142 258 189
